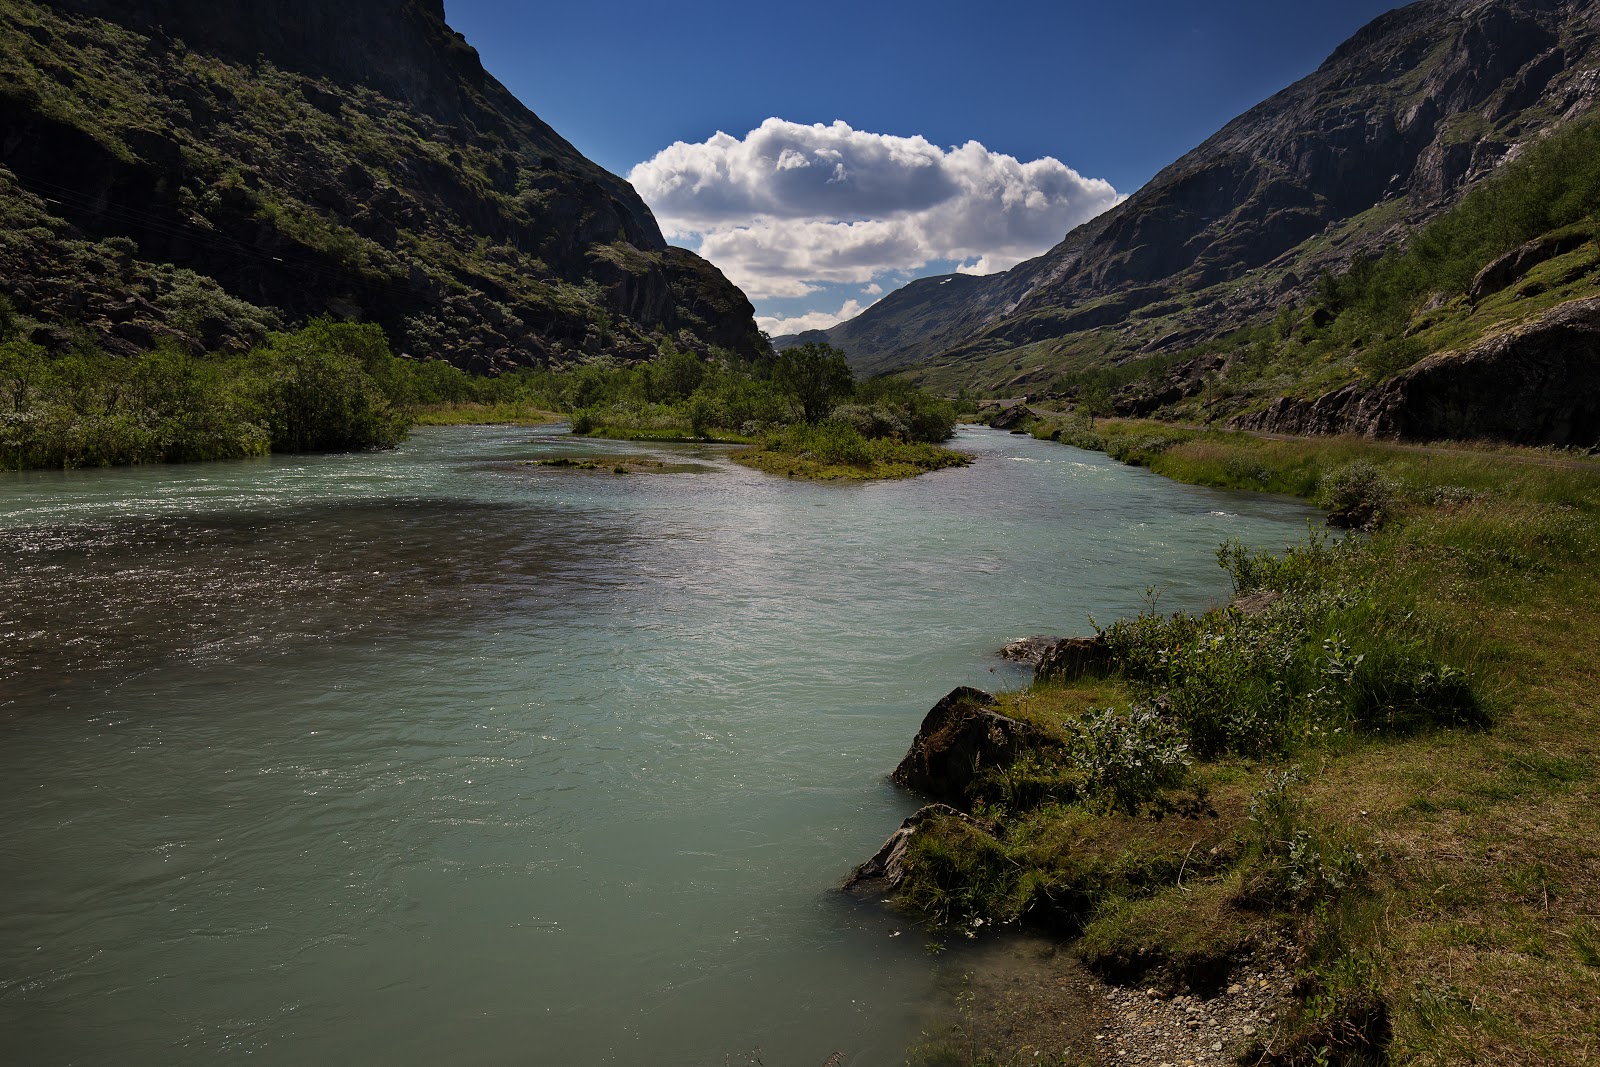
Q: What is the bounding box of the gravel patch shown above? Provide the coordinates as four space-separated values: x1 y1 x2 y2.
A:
1090 961 1293 1065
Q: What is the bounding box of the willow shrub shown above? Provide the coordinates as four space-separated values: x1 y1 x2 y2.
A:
0 319 411 470
1101 534 1486 757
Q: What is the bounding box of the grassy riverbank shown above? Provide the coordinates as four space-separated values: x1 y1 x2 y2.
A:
733 421 970 481
559 344 969 480
411 402 560 426
0 318 969 479
901 421 1600 1066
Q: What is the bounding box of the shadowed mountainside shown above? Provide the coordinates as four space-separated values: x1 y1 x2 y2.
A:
790 0 1600 397
0 0 765 368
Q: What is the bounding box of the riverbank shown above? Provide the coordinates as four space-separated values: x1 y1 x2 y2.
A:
412 402 561 426
569 419 971 480
731 428 971 481
886 419 1600 1066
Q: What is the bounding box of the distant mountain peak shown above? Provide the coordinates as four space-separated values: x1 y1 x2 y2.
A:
812 0 1600 387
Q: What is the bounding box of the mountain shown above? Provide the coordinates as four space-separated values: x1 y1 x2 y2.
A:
803 0 1600 394
0 0 765 368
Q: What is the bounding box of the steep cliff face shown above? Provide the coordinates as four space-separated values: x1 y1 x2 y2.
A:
1232 296 1600 447
812 0 1600 388
0 0 765 367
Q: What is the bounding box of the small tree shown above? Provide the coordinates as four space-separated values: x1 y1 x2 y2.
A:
1078 382 1113 428
773 341 853 423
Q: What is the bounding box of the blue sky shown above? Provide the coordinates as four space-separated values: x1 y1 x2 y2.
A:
444 0 1407 334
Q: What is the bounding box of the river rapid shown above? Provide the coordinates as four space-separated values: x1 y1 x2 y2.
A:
0 426 1317 1065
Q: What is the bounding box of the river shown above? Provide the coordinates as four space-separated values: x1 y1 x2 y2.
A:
0 425 1317 1065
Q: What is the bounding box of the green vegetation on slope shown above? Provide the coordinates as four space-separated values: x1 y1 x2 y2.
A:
0 0 762 368
1035 115 1600 428
895 424 1600 1065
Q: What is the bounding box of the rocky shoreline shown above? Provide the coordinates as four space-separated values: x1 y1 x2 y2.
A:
852 632 1285 1067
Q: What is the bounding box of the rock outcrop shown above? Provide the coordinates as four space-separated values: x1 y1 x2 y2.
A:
0 0 765 367
1035 636 1113 683
891 687 1033 808
987 403 1037 431
1470 231 1593 303
1232 296 1600 447
999 636 1067 666
841 803 970 892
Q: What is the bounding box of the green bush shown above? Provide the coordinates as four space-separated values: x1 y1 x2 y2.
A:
1069 704 1191 813
1240 769 1369 909
0 319 411 469
778 419 873 466
1320 461 1400 530
251 325 408 452
1100 533 1485 756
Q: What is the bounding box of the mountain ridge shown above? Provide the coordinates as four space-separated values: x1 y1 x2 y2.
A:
0 0 765 367
789 0 1600 394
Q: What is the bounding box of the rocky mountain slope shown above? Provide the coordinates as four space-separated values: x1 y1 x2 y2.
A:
0 0 765 368
798 0 1600 394
1232 296 1600 444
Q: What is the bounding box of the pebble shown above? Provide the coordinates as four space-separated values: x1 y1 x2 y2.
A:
1088 957 1292 1065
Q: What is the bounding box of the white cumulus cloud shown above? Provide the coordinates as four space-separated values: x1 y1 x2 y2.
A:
756 298 873 338
629 118 1121 302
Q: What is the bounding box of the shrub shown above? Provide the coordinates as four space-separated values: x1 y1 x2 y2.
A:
687 394 723 438
1319 461 1399 530
0 319 416 468
830 402 908 440
777 419 873 466
1239 768 1369 908
1103 533 1484 755
1069 704 1191 813
251 323 408 452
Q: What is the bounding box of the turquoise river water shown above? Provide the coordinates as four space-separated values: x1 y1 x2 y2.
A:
0 426 1317 1065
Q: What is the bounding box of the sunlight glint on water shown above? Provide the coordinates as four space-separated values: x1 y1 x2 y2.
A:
0 426 1316 1065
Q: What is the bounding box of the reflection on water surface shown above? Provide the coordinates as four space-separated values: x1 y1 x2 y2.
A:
0 426 1316 1064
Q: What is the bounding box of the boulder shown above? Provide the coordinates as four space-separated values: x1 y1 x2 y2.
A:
841 803 969 892
999 635 1067 666
988 404 1034 430
1230 590 1282 616
891 687 1031 807
1035 635 1112 683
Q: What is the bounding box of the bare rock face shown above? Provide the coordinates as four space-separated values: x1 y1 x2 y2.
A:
891 688 1032 808
841 803 969 892
1036 636 1113 683
1000 636 1068 666
1233 296 1600 447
